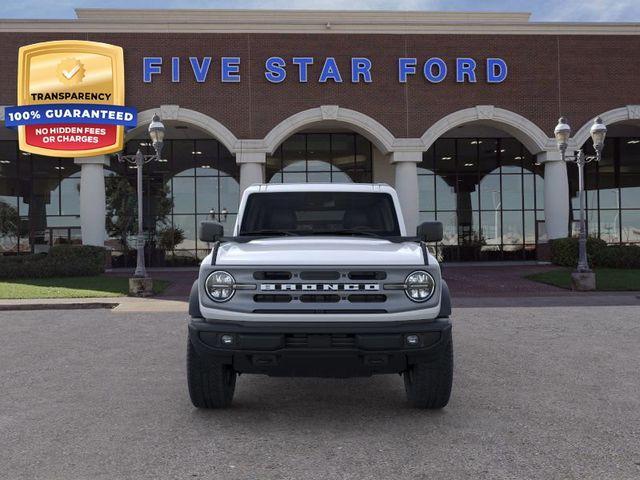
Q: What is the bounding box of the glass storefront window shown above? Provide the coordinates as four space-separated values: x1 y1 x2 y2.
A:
621 174 640 209
307 134 331 171
478 139 499 172
419 136 544 261
173 140 196 177
621 210 640 243
524 210 537 245
103 138 240 265
418 174 435 211
172 177 195 214
60 176 80 216
282 134 306 173
4 132 639 262
195 177 219 214
436 211 458 246
479 175 501 211
0 142 18 178
481 210 502 244
523 174 536 210
568 136 640 245
266 132 372 184
502 211 524 247
434 139 456 176
435 176 456 211
599 210 620 243
500 138 523 173
501 175 523 211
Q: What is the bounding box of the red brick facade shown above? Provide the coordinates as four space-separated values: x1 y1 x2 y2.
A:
0 32 638 140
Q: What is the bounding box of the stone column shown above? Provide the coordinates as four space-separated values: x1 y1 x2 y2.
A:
538 151 569 240
391 151 422 235
74 155 109 246
237 151 266 192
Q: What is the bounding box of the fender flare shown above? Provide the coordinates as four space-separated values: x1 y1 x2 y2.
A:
438 280 452 318
189 280 203 318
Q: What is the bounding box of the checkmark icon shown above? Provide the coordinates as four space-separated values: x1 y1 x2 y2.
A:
57 59 85 85
62 64 80 79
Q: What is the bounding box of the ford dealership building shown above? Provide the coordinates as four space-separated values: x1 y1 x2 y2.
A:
0 9 639 264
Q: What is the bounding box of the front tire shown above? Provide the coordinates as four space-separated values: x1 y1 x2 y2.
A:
187 338 236 408
404 339 453 409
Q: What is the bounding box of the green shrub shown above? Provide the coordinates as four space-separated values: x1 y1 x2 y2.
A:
550 237 640 268
157 226 185 251
0 245 106 279
593 244 640 268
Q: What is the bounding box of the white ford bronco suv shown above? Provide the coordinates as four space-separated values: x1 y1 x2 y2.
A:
187 183 453 409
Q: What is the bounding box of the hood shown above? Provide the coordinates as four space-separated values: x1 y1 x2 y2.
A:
215 237 426 266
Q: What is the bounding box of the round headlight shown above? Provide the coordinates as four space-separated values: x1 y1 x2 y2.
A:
205 271 235 302
405 270 435 302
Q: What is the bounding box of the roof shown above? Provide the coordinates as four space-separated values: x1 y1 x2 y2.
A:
245 183 395 193
0 9 639 35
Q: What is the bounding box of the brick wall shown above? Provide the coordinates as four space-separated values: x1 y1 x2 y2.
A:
0 32 638 140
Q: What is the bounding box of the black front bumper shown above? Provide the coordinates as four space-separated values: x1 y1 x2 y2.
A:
188 318 452 378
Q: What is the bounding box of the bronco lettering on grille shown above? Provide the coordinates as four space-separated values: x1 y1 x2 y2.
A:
260 283 380 291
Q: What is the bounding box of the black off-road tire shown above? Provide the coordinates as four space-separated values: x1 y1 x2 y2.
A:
187 338 237 408
404 339 453 409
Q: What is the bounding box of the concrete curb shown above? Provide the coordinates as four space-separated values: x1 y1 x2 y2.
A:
0 294 637 313
0 302 119 312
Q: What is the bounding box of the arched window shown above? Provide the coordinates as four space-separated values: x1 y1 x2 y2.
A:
111 138 240 265
267 133 372 183
418 136 543 261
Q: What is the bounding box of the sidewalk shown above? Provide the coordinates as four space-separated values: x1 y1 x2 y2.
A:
0 295 189 313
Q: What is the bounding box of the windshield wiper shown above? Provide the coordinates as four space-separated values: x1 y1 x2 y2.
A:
240 229 300 237
315 229 385 239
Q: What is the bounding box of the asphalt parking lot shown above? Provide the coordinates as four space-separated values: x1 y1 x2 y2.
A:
1 306 639 480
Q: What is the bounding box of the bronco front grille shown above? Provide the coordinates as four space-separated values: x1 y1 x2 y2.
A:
249 268 391 310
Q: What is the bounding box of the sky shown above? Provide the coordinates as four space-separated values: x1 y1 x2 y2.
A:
0 0 639 22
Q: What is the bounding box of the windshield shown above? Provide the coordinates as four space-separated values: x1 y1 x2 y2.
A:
239 191 401 237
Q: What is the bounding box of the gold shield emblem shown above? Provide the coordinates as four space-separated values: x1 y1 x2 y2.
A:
16 40 125 157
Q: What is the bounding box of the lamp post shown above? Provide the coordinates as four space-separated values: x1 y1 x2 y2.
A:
117 113 165 285
553 116 607 288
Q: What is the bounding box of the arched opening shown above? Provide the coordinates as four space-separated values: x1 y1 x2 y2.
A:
263 106 396 187
108 120 240 267
266 127 375 185
0 126 84 254
570 120 640 245
418 123 545 261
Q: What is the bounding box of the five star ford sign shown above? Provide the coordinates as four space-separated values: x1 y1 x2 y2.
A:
4 40 137 158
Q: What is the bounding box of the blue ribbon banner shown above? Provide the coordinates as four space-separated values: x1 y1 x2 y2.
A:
4 104 138 128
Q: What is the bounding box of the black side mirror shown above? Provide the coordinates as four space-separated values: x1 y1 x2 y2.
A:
198 221 224 243
416 221 443 242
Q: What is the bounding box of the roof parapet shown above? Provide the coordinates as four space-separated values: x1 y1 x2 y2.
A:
74 8 532 25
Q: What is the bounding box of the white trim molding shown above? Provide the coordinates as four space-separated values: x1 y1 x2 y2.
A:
263 106 396 155
127 106 239 154
572 105 640 148
2 10 640 35
420 105 553 154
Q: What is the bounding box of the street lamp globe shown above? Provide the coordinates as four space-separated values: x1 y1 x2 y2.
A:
554 117 571 153
148 113 165 155
590 116 607 154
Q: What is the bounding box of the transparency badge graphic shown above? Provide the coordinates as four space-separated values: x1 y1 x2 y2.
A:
5 40 136 157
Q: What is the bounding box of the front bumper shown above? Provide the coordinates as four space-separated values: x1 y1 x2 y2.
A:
188 318 452 378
